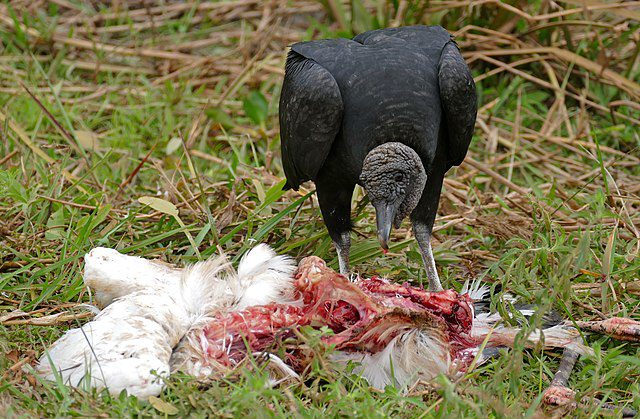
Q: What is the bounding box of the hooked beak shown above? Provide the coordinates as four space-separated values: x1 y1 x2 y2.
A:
374 203 394 250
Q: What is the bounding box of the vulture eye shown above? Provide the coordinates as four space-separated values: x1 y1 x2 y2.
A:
394 173 404 182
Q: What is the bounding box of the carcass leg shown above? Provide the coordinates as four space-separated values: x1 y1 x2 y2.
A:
542 348 579 412
542 345 637 416
573 317 640 342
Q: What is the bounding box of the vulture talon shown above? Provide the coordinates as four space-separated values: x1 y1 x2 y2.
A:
279 26 476 286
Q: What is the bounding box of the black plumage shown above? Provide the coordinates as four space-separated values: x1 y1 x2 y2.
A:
279 25 477 290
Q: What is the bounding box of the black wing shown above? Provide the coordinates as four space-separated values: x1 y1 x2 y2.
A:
438 41 477 166
279 50 343 190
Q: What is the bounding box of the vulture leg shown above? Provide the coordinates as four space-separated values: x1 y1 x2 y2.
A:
409 41 476 293
411 155 447 292
317 181 354 276
413 224 441 292
335 231 351 276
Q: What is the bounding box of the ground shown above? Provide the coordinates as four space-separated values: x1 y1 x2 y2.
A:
0 0 639 417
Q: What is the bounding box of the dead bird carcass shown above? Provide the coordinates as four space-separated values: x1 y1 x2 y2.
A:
37 246 640 415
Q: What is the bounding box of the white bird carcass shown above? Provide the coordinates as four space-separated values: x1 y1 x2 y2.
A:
37 245 640 408
36 245 296 398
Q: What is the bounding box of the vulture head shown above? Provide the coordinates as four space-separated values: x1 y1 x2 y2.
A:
360 143 427 249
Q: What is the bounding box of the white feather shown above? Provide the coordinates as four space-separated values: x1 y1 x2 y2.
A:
253 352 301 387
501 293 517 304
331 329 452 390
83 247 181 307
38 244 296 398
461 278 490 301
37 291 187 398
235 244 297 309
178 255 237 319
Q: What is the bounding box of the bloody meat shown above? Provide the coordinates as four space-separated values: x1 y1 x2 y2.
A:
199 256 475 373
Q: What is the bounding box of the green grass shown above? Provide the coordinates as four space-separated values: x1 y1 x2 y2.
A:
1 0 640 417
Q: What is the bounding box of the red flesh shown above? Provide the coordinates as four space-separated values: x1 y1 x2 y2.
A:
201 257 475 370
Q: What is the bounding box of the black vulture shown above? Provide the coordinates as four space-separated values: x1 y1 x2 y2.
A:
279 25 477 291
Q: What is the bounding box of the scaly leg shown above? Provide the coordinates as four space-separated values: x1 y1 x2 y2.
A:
316 181 355 279
410 154 446 293
542 348 579 412
334 231 351 276
413 222 443 292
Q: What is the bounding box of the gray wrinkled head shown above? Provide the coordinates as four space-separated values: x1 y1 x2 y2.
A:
360 143 427 248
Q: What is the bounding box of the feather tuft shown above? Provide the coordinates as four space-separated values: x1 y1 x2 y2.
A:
170 244 297 377
236 244 298 309
332 328 451 390
461 278 490 301
178 255 237 320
